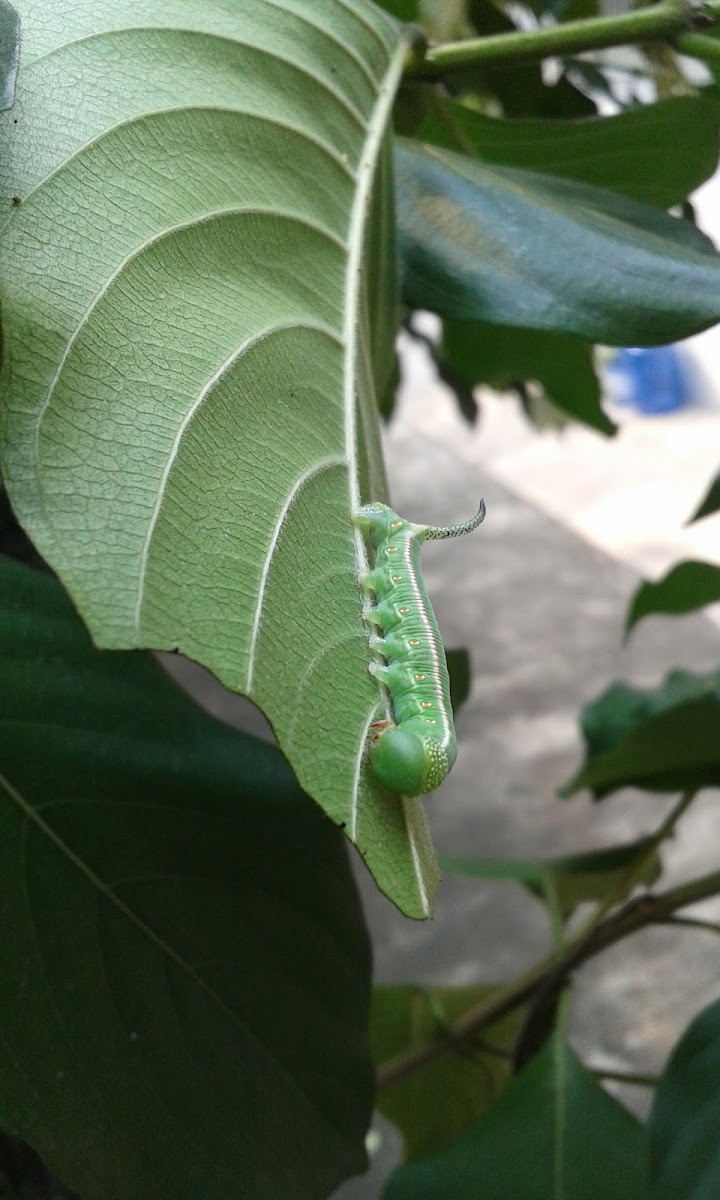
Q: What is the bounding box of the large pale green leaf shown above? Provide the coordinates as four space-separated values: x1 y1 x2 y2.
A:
396 141 720 344
625 560 720 635
372 985 525 1160
563 670 720 798
649 998 720 1199
0 1 439 917
382 1033 646 1199
0 0 19 111
0 554 373 1200
410 95 720 209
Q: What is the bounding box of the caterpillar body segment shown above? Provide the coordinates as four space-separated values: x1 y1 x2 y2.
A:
353 500 485 797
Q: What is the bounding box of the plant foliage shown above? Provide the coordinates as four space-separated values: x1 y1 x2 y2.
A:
2 0 720 1195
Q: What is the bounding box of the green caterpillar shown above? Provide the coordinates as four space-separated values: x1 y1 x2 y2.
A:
354 500 486 797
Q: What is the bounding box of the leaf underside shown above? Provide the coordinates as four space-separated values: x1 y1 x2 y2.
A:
0 0 20 112
0 0 439 917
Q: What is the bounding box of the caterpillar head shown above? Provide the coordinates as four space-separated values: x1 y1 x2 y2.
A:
370 727 448 797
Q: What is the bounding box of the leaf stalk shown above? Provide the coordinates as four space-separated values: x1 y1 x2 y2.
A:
404 0 720 75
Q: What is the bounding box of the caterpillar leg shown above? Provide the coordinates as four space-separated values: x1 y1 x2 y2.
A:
359 567 387 594
362 598 401 631
368 660 391 684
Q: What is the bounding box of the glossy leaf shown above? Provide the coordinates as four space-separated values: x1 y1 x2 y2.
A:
0 554 373 1200
410 95 720 209
442 837 660 919
686 470 720 524
626 560 720 635
0 1 438 917
372 985 524 1159
440 319 613 435
563 670 720 798
382 1033 646 1199
649 998 720 1200
395 141 720 345
0 0 19 111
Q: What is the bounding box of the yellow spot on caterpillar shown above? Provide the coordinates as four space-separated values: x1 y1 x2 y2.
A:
392 575 402 581
409 639 419 646
415 673 425 680
399 607 410 614
390 521 402 528
387 546 397 553
426 718 436 724
421 701 431 708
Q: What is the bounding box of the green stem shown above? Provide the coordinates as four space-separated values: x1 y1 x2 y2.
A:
404 0 720 76
376 863 720 1091
676 30 720 61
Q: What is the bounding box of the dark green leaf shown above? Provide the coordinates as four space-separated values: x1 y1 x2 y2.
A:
411 95 720 208
441 319 614 435
583 670 720 756
404 318 478 422
442 837 660 919
626 560 720 635
536 71 597 118
563 670 720 798
686 470 720 524
649 998 720 1200
446 648 471 713
0 1 19 112
0 555 372 1200
396 141 720 345
382 1033 646 1199
372 985 524 1159
0 1132 76 1200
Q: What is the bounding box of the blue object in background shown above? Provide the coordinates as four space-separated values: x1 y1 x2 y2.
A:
606 345 688 414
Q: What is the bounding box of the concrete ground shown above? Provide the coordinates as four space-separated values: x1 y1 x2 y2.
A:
164 332 720 1199
332 335 720 1197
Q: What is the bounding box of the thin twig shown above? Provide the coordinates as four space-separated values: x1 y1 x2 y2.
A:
377 864 720 1090
658 915 720 937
